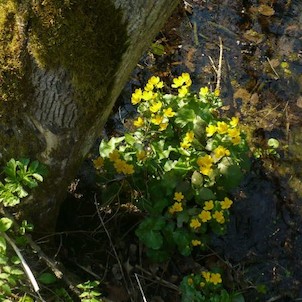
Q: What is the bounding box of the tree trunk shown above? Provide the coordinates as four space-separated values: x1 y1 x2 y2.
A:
0 0 179 233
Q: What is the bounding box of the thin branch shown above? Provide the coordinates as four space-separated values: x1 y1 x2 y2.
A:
134 273 148 302
3 232 41 295
216 37 223 92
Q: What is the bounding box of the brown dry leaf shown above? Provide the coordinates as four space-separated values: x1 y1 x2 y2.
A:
258 4 275 16
233 88 251 102
296 96 302 109
250 93 259 106
243 29 265 44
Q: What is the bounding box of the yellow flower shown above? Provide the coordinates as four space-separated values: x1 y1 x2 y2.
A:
174 192 184 202
231 136 241 145
93 157 104 170
213 146 230 161
210 273 222 285
228 128 241 138
212 211 225 224
144 82 154 92
230 116 239 127
133 116 144 128
214 89 220 96
191 239 201 246
206 124 217 137
159 122 168 131
199 166 213 176
114 159 134 175
180 141 191 149
109 150 120 162
203 200 214 210
142 90 154 101
199 86 209 96
150 101 162 113
197 155 213 176
221 197 233 209
187 278 194 286
172 73 192 89
151 115 163 125
163 107 175 117
169 202 183 214
185 131 194 142
131 88 143 105
216 121 228 134
198 210 211 222
148 76 164 89
178 86 189 97
197 155 213 167
202 271 211 282
190 218 201 229
136 150 147 161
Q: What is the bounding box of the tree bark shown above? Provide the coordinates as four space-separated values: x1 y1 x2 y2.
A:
0 0 179 233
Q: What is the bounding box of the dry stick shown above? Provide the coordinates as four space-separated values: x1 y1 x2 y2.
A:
266 57 280 79
216 37 223 92
208 37 224 92
93 194 133 301
134 273 148 302
2 232 45 301
135 265 179 292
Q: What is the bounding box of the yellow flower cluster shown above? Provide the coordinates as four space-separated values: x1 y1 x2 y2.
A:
180 131 194 149
168 192 185 214
108 150 134 175
213 145 230 162
197 155 213 176
93 157 104 170
131 76 163 105
205 116 242 145
171 73 192 97
169 202 183 214
189 197 233 230
201 271 222 285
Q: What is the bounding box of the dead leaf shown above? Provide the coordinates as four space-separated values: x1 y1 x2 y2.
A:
296 96 302 109
243 29 265 44
258 4 275 16
234 88 251 102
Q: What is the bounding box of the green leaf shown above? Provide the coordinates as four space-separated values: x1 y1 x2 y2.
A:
191 171 203 187
32 173 43 182
99 137 125 157
267 138 279 149
0 218 13 232
151 42 165 56
124 133 136 146
0 237 6 253
175 109 196 128
38 272 57 285
195 188 216 203
231 293 245 302
18 295 34 302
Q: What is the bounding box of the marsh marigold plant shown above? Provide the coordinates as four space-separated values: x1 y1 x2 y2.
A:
96 73 249 261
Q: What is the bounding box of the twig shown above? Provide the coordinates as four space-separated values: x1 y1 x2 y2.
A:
216 37 223 92
266 295 283 302
2 232 43 299
266 57 280 79
134 273 148 302
208 37 224 92
135 265 179 292
193 22 199 46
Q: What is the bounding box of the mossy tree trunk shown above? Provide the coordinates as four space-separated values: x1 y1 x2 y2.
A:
0 0 179 233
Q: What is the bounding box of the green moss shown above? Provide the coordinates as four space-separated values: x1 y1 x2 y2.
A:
29 0 128 105
0 0 129 161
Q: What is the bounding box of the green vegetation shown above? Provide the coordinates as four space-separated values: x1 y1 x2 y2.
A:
95 74 250 299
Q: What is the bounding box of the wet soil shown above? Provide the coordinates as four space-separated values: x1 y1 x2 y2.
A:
55 1 302 301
